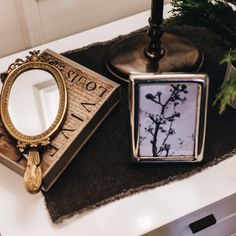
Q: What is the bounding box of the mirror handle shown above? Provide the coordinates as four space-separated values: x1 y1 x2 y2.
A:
24 150 42 193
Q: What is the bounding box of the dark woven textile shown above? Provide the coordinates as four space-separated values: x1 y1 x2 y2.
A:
44 25 236 223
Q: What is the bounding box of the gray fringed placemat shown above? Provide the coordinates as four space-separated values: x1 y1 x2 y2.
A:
43 25 236 223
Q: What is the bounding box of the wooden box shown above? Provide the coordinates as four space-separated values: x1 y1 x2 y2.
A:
0 49 120 191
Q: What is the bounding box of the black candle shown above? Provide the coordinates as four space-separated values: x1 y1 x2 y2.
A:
150 0 164 26
146 0 164 59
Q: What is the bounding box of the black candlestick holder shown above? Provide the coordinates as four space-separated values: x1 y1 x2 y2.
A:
105 0 204 82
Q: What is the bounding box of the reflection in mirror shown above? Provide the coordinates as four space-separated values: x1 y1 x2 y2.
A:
8 69 59 136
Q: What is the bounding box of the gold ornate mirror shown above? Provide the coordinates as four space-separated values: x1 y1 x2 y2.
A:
0 50 67 193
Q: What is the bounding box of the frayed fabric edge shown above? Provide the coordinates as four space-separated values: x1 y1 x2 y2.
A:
48 148 236 224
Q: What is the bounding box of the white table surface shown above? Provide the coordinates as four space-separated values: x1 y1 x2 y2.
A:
1 6 236 236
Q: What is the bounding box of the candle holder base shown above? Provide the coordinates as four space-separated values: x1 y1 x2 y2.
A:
105 32 204 82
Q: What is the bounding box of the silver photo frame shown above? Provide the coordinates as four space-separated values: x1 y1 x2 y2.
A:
129 73 209 162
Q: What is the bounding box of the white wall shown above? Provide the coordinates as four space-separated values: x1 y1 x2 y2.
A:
0 0 29 57
0 0 171 58
38 0 150 43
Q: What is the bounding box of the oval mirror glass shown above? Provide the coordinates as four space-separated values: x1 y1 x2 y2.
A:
8 69 59 136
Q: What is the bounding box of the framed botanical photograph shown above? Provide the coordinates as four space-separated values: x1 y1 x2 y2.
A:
129 73 209 162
